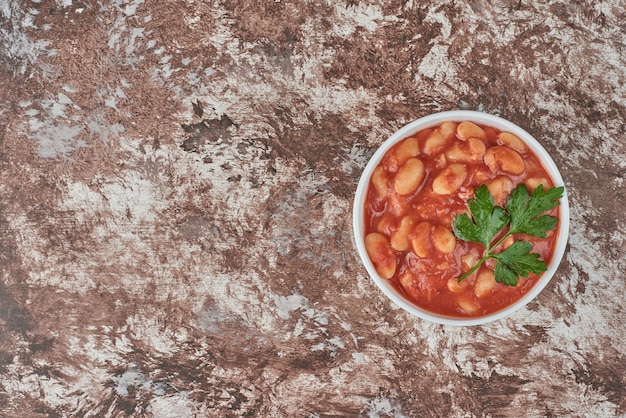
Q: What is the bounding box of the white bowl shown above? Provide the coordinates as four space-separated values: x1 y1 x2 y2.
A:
353 110 570 326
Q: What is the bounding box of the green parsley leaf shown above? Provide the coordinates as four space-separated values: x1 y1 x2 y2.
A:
452 185 509 248
493 262 520 287
453 183 563 285
491 240 548 286
507 184 564 237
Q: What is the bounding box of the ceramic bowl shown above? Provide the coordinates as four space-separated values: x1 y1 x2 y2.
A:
352 110 569 326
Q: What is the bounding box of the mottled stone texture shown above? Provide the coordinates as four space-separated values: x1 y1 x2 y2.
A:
0 0 625 416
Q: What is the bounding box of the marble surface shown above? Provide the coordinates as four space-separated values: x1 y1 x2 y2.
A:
1 1 625 416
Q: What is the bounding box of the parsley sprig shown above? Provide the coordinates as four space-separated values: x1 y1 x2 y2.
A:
452 183 564 286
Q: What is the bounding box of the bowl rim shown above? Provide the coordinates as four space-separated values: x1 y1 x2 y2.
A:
352 110 570 326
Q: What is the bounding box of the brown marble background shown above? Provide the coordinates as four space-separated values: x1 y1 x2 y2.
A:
1 0 625 416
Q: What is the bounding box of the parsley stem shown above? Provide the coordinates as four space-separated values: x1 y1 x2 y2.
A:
457 231 514 283
457 254 488 282
487 231 514 254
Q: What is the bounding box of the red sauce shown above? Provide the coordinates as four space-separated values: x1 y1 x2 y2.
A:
363 121 560 317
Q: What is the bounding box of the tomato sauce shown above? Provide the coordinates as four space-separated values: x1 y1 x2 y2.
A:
363 121 560 317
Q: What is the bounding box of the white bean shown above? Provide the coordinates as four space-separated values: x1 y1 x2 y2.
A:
390 216 417 251
432 163 467 195
445 137 486 163
411 221 432 258
398 271 414 291
393 137 420 167
394 158 425 195
457 296 480 314
371 166 389 198
431 225 456 254
375 214 396 236
484 175 514 205
365 232 397 279
525 177 553 190
438 122 458 140
497 132 527 154
484 146 525 175
447 277 469 293
457 121 487 141
474 268 496 298
423 130 447 155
